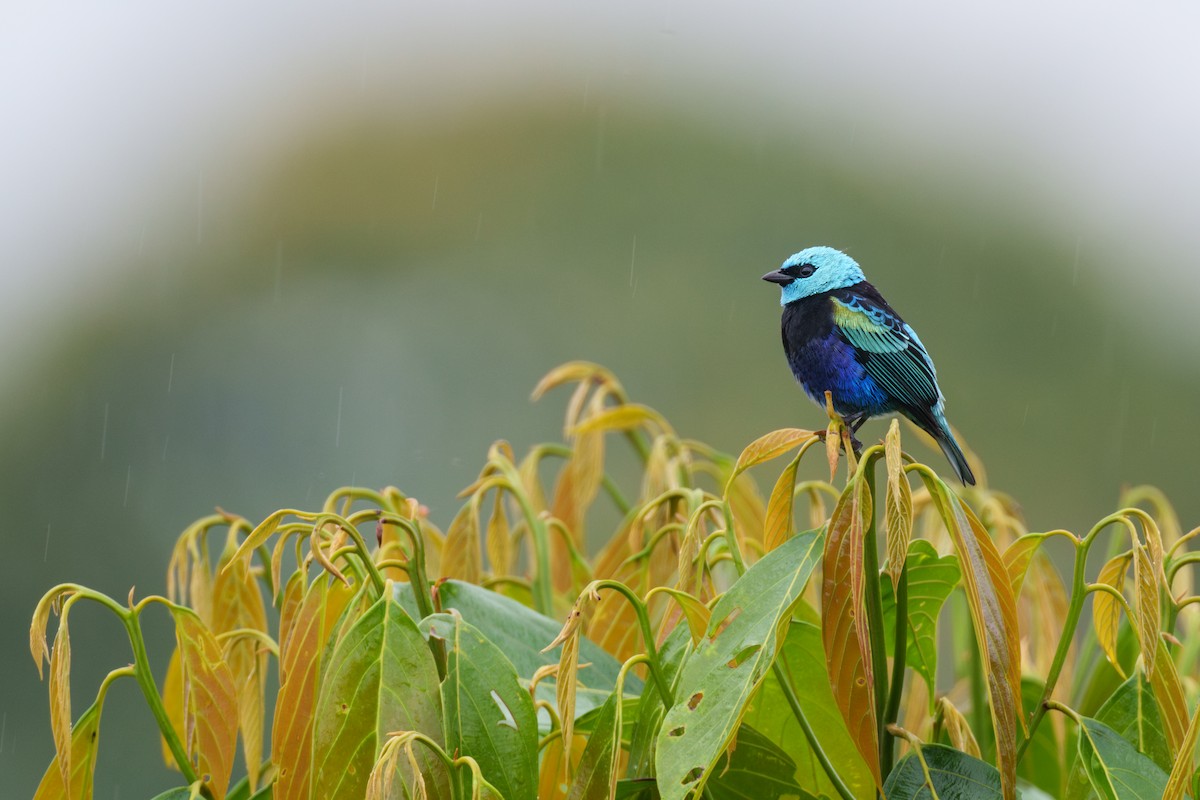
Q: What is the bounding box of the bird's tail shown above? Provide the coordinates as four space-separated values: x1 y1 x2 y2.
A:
933 419 976 486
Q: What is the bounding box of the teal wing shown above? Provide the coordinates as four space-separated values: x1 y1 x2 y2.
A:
830 292 943 413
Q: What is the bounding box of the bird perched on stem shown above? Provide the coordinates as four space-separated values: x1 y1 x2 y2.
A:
762 246 975 485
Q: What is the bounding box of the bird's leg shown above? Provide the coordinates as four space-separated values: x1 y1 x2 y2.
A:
842 412 867 456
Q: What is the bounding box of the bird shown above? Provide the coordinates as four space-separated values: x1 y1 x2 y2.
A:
762 245 975 485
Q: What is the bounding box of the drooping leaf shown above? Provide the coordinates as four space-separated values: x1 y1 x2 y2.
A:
211 534 269 788
938 697 982 758
884 419 913 591
49 605 72 793
880 539 960 702
917 473 1023 800
441 504 482 584
1002 532 1050 598
570 403 667 436
654 527 823 798
1164 700 1200 800
1093 552 1133 679
1131 543 1159 678
821 481 881 788
1074 715 1170 799
273 575 350 800
741 605 874 800
168 606 239 800
763 453 802 553
883 743 1003 799
160 647 185 769
421 613 539 800
311 588 449 799
34 663 119 800
1147 637 1188 760
649 588 710 647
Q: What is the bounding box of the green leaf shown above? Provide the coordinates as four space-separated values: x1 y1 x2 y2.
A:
705 724 816 799
394 580 640 727
312 590 449 798
742 604 874 799
654 527 824 799
568 686 624 800
626 624 692 781
880 539 960 703
883 743 1002 799
1094 672 1173 773
33 687 108 800
1075 715 1170 799
421 613 539 800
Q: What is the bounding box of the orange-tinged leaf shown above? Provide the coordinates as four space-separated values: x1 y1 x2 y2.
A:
918 476 1022 800
169 606 238 800
763 454 801 552
1133 542 1159 677
821 480 881 788
550 429 604 589
441 504 481 584
274 576 338 800
884 420 913 590
485 490 513 577
1148 636 1188 759
160 647 185 769
728 428 816 486
555 630 581 774
1093 552 1132 679
1164 698 1200 800
212 533 269 789
49 606 72 793
277 569 305 666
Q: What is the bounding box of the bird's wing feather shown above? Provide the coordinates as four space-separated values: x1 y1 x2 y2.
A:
831 293 943 411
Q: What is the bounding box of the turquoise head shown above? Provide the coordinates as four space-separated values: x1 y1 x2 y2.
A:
762 246 866 305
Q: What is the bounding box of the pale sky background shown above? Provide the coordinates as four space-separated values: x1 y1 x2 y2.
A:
2 1 1199 389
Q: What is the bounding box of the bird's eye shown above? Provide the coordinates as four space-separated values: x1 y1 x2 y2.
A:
797 264 816 278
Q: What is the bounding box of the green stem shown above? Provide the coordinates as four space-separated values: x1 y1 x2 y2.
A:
1017 537 1088 761
881 562 908 778
773 659 857 800
123 602 200 786
592 580 674 707
380 514 435 620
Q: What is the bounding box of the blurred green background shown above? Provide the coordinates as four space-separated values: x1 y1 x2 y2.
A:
4 4 1199 797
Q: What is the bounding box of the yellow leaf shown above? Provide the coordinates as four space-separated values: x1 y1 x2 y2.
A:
763 454 801 552
1093 552 1132 679
1164 698 1200 800
160 647 185 769
485 490 513 577
728 428 817 487
1149 636 1188 760
30 586 73 681
648 587 711 646
170 607 238 800
530 361 617 402
49 605 72 793
1132 542 1159 677
884 420 913 590
570 403 667 436
441 504 481 584
938 697 981 758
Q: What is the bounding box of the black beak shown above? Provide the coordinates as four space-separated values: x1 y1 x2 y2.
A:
761 270 793 285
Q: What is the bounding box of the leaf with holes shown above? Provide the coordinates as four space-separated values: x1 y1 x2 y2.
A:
880 539 960 703
311 589 449 799
883 743 1002 799
821 480 881 788
654 526 823 799
421 613 538 800
742 604 874 799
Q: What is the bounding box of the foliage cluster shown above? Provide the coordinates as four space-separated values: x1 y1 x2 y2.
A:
30 362 1200 799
